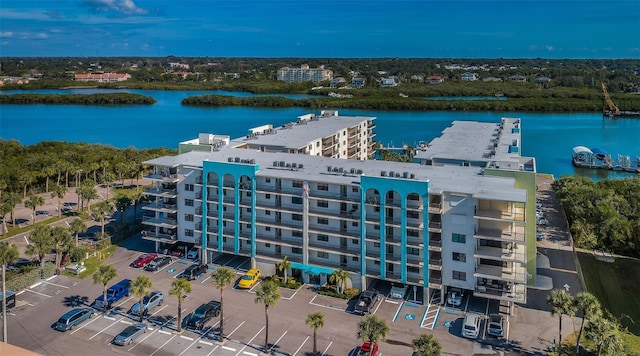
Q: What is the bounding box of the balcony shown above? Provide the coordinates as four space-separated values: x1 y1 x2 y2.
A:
474 226 525 243
474 282 526 304
428 202 442 214
474 243 526 264
474 264 527 284
140 230 177 244
428 276 442 289
144 172 180 183
428 257 442 271
145 187 178 198
142 202 178 213
142 216 177 229
474 208 525 222
428 238 442 251
428 221 442 233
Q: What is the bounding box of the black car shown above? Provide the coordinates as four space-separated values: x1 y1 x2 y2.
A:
144 256 173 272
182 263 208 280
186 301 221 330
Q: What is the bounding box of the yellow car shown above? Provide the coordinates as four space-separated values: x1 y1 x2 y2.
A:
238 268 261 289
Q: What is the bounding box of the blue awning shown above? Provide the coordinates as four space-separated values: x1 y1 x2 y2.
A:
290 262 335 276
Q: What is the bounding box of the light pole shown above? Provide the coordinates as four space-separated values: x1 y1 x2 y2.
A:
76 169 83 210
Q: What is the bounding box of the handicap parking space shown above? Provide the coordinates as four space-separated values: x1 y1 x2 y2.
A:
393 300 426 327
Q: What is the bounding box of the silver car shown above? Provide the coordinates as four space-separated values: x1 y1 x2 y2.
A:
487 314 505 338
113 323 147 346
129 291 164 316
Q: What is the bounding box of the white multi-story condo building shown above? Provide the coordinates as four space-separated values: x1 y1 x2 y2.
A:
277 64 333 83
142 111 537 313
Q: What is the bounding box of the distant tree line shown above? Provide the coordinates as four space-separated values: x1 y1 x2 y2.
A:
0 140 176 197
0 93 156 105
552 176 640 257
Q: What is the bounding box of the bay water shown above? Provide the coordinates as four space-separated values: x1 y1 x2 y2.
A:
1 89 638 180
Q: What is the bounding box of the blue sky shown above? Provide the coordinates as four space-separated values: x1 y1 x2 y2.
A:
1 0 638 58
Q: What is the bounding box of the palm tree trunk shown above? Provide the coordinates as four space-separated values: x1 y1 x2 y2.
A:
575 317 586 356
313 329 317 355
264 306 269 353
75 233 79 248
220 288 225 336
140 296 144 323
177 299 183 332
103 287 108 313
55 250 61 275
558 315 563 355
101 220 105 236
3 264 8 342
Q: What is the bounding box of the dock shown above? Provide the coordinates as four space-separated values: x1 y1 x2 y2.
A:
572 146 640 174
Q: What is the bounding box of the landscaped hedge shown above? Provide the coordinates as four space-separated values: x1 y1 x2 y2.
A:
272 276 303 290
318 285 360 300
6 263 56 292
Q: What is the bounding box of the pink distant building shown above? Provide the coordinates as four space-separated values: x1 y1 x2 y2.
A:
74 73 132 83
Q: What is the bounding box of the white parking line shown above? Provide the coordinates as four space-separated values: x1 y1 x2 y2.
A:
150 334 177 356
158 330 171 335
24 289 51 298
271 330 287 350
89 317 123 340
180 335 194 341
385 299 399 305
104 316 116 321
293 335 309 356
29 282 42 289
308 295 345 312
120 320 132 325
24 236 29 245
154 260 177 274
222 346 236 351
129 324 159 351
199 340 213 346
179 322 219 356
243 352 257 356
42 281 70 289
70 313 101 334
280 284 304 300
16 290 25 296
235 325 265 356
225 320 245 339
200 274 212 284
148 304 168 317
321 341 333 356
46 275 56 281
372 298 383 314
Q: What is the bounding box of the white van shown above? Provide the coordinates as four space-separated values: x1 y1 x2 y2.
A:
462 313 482 339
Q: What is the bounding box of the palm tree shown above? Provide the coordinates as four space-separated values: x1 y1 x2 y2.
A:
2 193 21 228
210 267 236 337
547 289 576 355
69 218 87 247
586 315 624 356
130 190 144 221
356 314 389 356
0 242 19 342
100 171 116 201
114 194 132 224
51 184 67 218
254 278 281 353
78 183 98 211
305 312 325 356
0 203 11 235
574 292 602 356
277 255 291 284
329 269 352 294
131 275 153 323
91 201 113 236
42 166 57 193
51 226 73 275
24 195 45 226
93 265 118 313
412 334 442 356
26 225 54 268
169 278 192 333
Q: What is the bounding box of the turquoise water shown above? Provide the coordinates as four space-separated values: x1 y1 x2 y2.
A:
1 90 638 180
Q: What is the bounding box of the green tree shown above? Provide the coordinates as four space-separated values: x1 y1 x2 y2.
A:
130 275 153 323
91 201 113 236
586 315 624 356
42 165 57 193
69 218 87 247
24 195 45 226
277 255 291 284
574 292 602 356
356 314 389 356
547 289 576 355
114 194 132 224
412 334 442 356
26 225 54 268
254 278 281 353
92 264 118 313
0 203 11 235
329 269 352 294
305 311 325 356
51 184 67 218
78 182 98 211
130 190 144 221
2 193 21 228
210 267 236 337
169 278 192 333
51 226 73 274
0 242 19 342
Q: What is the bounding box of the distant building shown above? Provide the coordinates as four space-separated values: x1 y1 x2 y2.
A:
381 76 398 87
74 73 131 83
426 75 444 84
168 62 190 70
483 77 503 82
351 77 366 89
277 64 333 83
411 75 424 81
0 76 30 85
461 72 478 81
329 77 346 88
508 75 527 83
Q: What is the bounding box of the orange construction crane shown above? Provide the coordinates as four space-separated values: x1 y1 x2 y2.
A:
601 83 620 115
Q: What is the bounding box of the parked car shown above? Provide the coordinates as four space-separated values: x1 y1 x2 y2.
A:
536 231 544 241
487 314 505 338
187 247 199 260
537 217 548 225
55 307 94 331
447 287 463 307
129 291 164 316
356 342 379 356
354 290 379 315
182 263 208 280
237 268 261 289
132 253 158 268
462 313 482 339
113 323 147 346
144 256 173 272
186 301 221 330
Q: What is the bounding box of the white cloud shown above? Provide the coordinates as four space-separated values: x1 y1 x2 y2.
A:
545 45 555 51
82 0 148 15
35 33 48 39
0 31 14 38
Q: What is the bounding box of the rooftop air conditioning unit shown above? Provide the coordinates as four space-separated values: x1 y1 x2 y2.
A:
327 166 332 172
389 171 394 177
292 163 297 168
234 157 240 163
350 168 356 174
298 164 304 169
279 161 285 167
338 167 344 173
228 157 234 162
381 171 387 177
273 161 279 167
410 173 416 179
357 169 363 174
286 163 291 168
395 173 401 178
249 159 255 164
403 172 409 178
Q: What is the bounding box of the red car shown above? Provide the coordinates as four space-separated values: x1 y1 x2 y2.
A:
132 253 158 268
356 342 378 356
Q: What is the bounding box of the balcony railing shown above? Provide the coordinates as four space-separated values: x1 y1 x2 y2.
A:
475 208 525 222
474 264 527 284
428 202 442 214
474 282 526 304
142 216 177 228
145 187 178 197
474 227 525 243
474 244 527 263
144 173 179 182
142 202 178 213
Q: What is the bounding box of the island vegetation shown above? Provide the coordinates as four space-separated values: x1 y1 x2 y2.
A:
0 93 156 105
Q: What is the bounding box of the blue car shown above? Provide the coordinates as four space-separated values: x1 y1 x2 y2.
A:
113 323 147 346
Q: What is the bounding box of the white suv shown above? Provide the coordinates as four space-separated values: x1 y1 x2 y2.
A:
462 313 482 339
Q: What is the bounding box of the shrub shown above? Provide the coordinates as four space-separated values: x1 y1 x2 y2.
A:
318 285 360 300
68 246 86 263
